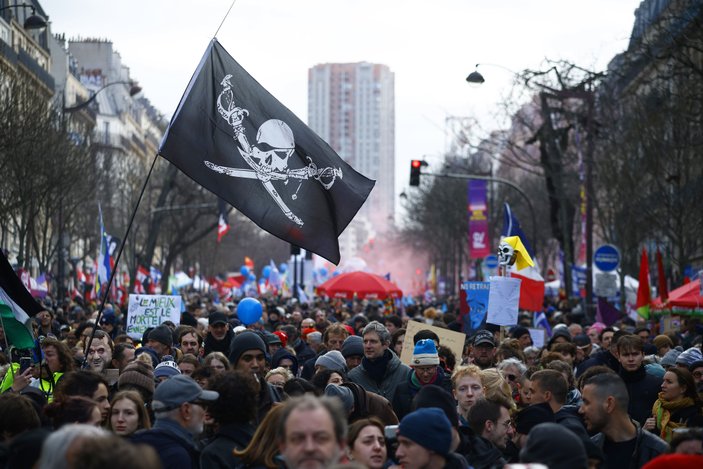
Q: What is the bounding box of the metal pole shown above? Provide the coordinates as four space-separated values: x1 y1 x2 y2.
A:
584 91 595 323
424 171 538 251
57 200 65 302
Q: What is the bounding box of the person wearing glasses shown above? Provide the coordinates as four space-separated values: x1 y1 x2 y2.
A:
392 339 452 420
689 359 703 396
497 358 527 402
465 397 512 468
131 374 218 469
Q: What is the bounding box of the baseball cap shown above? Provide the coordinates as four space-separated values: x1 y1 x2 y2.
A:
152 374 219 413
209 311 228 326
473 329 496 347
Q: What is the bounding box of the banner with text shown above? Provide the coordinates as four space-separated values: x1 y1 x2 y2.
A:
460 281 490 335
468 180 490 258
126 294 181 339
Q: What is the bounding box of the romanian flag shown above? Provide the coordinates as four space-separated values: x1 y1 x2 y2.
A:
636 248 651 319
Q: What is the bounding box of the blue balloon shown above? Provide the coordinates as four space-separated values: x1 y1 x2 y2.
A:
237 297 263 325
319 267 328 277
248 273 256 282
240 265 249 276
332 271 340 277
279 263 288 274
262 265 272 279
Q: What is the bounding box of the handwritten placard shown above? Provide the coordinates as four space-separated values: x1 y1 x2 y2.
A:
400 320 466 367
126 294 181 339
487 276 521 326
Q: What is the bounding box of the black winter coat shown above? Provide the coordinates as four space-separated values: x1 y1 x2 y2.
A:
619 366 662 425
200 422 255 469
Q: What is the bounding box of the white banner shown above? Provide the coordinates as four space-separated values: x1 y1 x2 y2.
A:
126 294 181 339
487 276 521 326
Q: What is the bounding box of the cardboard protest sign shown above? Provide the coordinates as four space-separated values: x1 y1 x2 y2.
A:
126 294 181 339
660 315 681 334
400 320 466 367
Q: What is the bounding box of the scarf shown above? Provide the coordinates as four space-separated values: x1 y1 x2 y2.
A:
652 393 695 442
409 366 440 391
362 349 393 384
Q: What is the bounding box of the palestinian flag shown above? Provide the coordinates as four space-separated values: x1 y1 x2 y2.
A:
0 250 43 349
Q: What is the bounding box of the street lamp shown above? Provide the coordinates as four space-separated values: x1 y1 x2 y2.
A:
466 63 519 85
0 3 47 30
56 80 141 301
63 80 142 113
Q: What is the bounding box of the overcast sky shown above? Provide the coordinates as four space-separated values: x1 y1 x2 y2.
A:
42 0 643 197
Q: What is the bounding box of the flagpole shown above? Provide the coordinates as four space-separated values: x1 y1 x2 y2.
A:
213 0 237 37
82 153 160 365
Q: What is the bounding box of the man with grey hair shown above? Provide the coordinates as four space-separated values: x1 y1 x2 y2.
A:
132 374 219 469
579 372 668 468
348 320 411 406
278 394 347 469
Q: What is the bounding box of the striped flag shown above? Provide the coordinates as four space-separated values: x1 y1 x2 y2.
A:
217 198 230 243
0 250 43 349
95 205 111 298
533 311 552 337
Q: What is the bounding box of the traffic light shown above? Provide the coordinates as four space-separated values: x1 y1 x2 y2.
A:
410 160 422 186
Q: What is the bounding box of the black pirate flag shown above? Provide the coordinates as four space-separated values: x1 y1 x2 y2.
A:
159 39 375 264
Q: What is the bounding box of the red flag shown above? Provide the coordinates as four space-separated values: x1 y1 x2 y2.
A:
656 248 668 301
636 248 651 319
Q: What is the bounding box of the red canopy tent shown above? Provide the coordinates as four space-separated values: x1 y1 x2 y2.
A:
652 279 703 314
667 279 702 309
317 271 402 300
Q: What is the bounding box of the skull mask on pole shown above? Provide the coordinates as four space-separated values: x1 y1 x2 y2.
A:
498 241 516 267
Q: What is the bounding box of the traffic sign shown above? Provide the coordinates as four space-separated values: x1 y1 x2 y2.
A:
595 272 618 298
594 244 620 272
484 254 499 269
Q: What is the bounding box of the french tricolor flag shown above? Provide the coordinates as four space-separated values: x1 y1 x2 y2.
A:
502 203 545 312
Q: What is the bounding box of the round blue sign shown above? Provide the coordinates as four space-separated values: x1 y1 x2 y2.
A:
484 254 499 269
594 244 620 272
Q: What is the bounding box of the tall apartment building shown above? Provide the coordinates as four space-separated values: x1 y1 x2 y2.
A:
308 63 395 259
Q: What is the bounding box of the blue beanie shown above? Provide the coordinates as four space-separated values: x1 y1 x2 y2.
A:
411 339 439 366
399 407 452 455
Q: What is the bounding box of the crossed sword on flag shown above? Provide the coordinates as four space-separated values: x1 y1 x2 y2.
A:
204 74 342 227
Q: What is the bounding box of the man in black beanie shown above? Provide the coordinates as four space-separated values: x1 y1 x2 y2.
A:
513 402 555 449
141 324 173 363
228 331 281 422
520 422 587 469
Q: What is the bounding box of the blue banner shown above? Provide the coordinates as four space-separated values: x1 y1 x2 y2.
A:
460 281 490 335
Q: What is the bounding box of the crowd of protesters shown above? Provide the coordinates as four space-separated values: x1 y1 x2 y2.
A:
0 292 702 469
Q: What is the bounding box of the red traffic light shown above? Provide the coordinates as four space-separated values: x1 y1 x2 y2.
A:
411 159 422 168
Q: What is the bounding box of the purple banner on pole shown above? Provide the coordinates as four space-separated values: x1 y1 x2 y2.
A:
468 180 490 258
